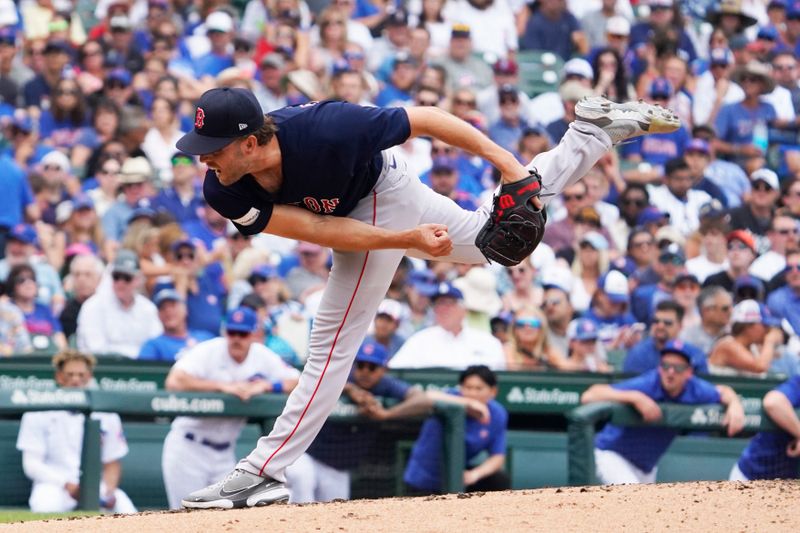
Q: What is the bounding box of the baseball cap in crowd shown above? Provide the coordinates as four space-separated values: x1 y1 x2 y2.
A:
0 27 15 46
606 16 630 36
451 23 471 38
727 229 757 253
120 157 152 184
685 138 710 156
733 275 765 300
674 272 700 287
431 155 456 173
637 206 669 226
655 225 685 247
177 88 264 156
660 339 693 364
431 281 463 302
109 15 132 31
112 249 140 276
171 238 196 254
8 112 33 133
575 206 602 227
568 318 599 341
73 195 94 211
385 8 408 26
757 26 779 41
154 288 184 307
261 52 285 70
43 40 71 55
563 58 594 81
541 266 574 294
648 0 673 8
493 58 518 76
768 0 787 9
731 299 780 326
407 269 438 296
225 307 258 333
709 47 733 66
659 242 685 264
249 264 278 283
42 150 71 174
171 152 195 166
699 199 726 221
376 298 403 322
8 224 37 245
0 0 18 26
107 68 132 87
393 51 417 68
355 339 390 366
454 267 502 315
750 168 779 191
598 269 629 304
498 84 519 102
580 231 609 251
648 77 673 99
206 10 234 33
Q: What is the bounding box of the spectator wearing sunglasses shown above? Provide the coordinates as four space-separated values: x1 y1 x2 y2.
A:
703 230 758 292
504 308 568 371
76 249 162 358
583 338 744 485
162 306 299 508
749 211 798 283
289 338 424 503
151 153 205 225
7 264 66 352
728 168 780 245
680 285 734 355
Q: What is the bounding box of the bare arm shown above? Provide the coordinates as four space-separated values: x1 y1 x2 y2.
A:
102 460 122 494
581 384 662 422
715 333 779 374
715 384 745 436
464 453 505 486
763 390 800 440
360 388 437 421
265 204 453 256
405 106 528 184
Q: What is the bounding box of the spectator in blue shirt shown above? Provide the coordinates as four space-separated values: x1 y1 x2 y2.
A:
628 2 697 64
732 376 800 481
1 113 53 169
169 239 227 336
23 40 71 109
583 339 743 484
194 12 235 78
404 365 510 494
631 243 684 325
519 0 586 61
584 270 638 350
767 250 800 336
715 61 777 167
139 289 214 362
375 52 417 108
151 153 205 225
488 85 529 153
182 204 228 251
427 156 479 211
101 157 153 243
624 299 708 375
0 154 37 257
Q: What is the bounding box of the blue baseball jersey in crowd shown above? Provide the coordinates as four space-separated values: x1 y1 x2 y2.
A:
620 127 690 167
623 337 708 375
715 102 776 146
737 377 800 480
138 330 215 362
185 264 227 335
204 101 411 235
151 186 205 224
307 374 411 470
181 219 225 250
23 303 62 337
594 370 721 472
767 286 800 338
404 390 508 491
582 308 636 346
0 156 34 228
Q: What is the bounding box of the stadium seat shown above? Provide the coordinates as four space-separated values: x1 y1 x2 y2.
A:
517 50 564 98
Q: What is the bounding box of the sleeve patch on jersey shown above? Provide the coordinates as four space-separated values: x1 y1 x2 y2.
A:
233 207 261 226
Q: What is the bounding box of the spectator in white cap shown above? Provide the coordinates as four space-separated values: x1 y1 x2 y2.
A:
566 318 611 372
728 168 780 242
708 299 784 377
38 150 79 226
194 11 235 78
454 266 502 333
528 57 594 128
581 2 631 49
545 79 595 143
584 269 640 350
364 298 406 358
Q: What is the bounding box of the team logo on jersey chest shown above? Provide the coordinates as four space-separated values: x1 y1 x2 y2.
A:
195 108 205 129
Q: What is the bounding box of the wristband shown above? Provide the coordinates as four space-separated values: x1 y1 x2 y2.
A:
272 381 283 394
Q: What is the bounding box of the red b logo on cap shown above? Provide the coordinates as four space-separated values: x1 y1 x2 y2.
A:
195 107 205 129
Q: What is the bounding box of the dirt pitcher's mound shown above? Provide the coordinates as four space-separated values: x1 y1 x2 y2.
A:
4 480 799 533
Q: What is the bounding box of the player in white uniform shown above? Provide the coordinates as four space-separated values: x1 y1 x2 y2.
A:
16 350 137 513
176 88 680 508
161 307 300 509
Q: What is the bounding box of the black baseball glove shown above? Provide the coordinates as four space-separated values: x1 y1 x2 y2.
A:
475 168 547 267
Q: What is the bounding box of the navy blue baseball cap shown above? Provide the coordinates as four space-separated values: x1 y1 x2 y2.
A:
177 88 265 156
355 339 390 366
154 288 184 306
225 306 258 333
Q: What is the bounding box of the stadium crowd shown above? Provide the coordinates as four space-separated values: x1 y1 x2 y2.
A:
1 0 800 509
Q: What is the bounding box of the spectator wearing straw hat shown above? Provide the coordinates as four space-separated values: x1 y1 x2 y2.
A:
101 156 153 242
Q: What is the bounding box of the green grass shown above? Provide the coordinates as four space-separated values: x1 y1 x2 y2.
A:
0 510 99 523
